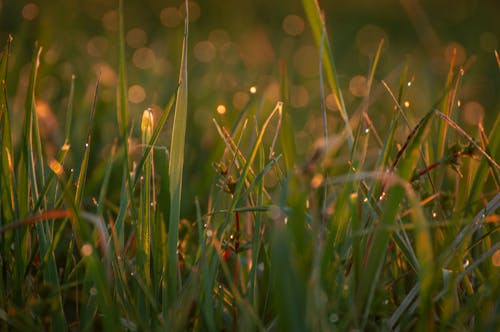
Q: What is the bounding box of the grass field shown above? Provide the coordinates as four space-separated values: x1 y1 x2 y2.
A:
0 0 499 330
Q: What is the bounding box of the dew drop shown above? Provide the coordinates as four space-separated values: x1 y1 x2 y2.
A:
89 287 97 296
85 143 89 148
407 81 412 87
363 197 368 203
364 128 370 134
432 211 437 218
284 217 288 225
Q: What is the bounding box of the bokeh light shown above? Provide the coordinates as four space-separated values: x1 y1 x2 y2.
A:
216 104 226 115
326 93 339 111
22 3 39 21
102 10 117 32
282 15 305 36
194 41 216 63
128 84 146 104
160 7 182 28
86 36 108 58
126 28 148 48
240 28 275 68
132 48 156 69
349 75 369 97
462 101 485 126
94 62 117 87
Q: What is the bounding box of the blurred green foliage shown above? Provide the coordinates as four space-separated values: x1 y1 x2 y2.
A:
0 0 498 216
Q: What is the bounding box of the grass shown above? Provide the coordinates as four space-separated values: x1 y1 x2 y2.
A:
1 0 499 331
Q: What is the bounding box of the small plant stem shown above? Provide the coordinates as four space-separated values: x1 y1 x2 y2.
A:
233 210 240 332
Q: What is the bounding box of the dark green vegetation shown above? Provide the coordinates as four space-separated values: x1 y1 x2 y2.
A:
1 0 499 330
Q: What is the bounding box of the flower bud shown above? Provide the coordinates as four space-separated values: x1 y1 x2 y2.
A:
141 108 154 144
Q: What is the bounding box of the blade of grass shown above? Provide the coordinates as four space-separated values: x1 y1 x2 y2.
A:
0 37 14 323
357 109 434 326
115 0 132 249
436 48 457 160
136 108 154 319
466 113 500 215
166 0 189 307
0 36 16 223
434 110 500 172
225 102 283 224
302 0 354 150
75 76 100 207
278 60 296 172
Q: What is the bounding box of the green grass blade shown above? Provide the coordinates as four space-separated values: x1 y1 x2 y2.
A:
466 113 500 215
0 36 16 223
166 2 189 306
75 77 100 207
357 110 434 324
117 0 128 139
302 0 354 149
436 48 457 161
64 75 76 144
115 0 132 249
366 39 384 93
278 61 296 172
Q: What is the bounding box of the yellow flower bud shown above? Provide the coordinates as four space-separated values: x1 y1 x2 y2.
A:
141 108 154 144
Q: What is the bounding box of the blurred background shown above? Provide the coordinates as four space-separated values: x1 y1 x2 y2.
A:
0 0 498 212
